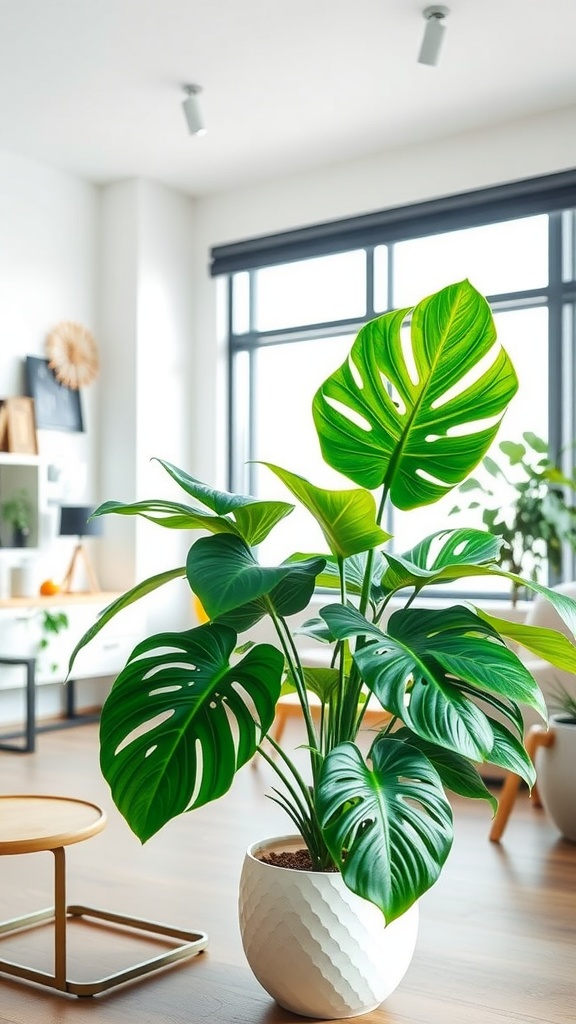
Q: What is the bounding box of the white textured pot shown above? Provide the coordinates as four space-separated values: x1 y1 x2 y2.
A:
535 715 576 842
238 835 419 1020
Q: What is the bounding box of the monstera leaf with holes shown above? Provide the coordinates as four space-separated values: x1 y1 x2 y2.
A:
313 280 517 507
99 623 284 842
69 279 576 929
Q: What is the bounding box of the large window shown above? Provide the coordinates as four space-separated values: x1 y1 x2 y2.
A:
214 172 576 594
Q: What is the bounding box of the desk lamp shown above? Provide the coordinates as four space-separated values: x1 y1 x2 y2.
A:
59 505 101 593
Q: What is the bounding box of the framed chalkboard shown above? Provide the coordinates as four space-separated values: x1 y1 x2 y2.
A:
25 356 84 432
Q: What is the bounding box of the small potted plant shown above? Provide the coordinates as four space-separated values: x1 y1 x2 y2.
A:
0 489 32 547
70 280 576 1018
450 433 576 605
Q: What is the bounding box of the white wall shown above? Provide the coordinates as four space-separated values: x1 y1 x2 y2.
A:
0 149 100 584
192 105 576 486
98 179 198 630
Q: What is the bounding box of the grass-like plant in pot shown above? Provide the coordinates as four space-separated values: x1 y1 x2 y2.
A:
70 280 576 1016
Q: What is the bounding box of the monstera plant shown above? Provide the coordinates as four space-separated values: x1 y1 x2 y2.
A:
70 280 576 925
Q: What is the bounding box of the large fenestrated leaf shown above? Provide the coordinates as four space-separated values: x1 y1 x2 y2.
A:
99 623 283 842
390 728 497 812
376 552 576 642
186 533 326 631
316 738 453 922
262 463 389 557
320 603 546 762
313 280 517 509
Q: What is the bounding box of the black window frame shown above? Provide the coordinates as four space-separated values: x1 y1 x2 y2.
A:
212 169 576 592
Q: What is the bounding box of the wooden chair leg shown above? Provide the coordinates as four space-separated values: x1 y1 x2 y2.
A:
489 725 555 842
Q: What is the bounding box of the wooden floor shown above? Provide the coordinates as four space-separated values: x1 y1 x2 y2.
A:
0 721 574 1023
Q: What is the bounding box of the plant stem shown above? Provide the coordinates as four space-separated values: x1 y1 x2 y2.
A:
267 604 321 781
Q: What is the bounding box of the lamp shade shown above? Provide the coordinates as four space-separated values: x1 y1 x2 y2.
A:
59 505 101 538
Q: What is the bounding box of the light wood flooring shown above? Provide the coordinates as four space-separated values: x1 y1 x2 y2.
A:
0 721 574 1024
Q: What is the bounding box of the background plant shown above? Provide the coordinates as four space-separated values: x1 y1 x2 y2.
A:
70 280 576 925
548 679 576 722
0 489 31 533
450 433 576 604
38 610 69 674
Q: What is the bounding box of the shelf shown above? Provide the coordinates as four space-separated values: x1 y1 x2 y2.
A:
0 453 40 467
0 592 120 610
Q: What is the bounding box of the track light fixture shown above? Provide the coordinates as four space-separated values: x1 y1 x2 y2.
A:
182 83 206 136
418 6 449 67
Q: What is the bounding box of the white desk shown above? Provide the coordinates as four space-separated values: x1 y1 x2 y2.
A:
0 592 142 752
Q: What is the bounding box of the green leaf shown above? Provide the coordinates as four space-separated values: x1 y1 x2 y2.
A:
99 624 284 842
231 500 295 546
186 534 326 631
153 459 259 514
483 455 505 479
476 609 576 673
522 431 548 454
380 528 501 594
295 617 335 643
458 478 482 493
483 717 537 788
295 666 339 703
288 550 385 601
68 568 186 673
313 280 517 509
262 463 389 557
95 492 294 548
391 728 497 812
316 739 453 922
93 499 242 536
153 460 295 544
321 604 547 760
499 441 526 464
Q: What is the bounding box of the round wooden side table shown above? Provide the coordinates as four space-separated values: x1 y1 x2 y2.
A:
0 795 207 996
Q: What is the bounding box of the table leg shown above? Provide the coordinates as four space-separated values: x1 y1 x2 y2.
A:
53 847 67 989
489 725 555 842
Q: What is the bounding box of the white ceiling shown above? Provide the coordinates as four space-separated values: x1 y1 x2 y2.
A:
0 0 575 199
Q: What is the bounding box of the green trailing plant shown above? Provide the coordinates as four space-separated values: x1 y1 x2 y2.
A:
450 433 576 604
69 280 576 926
38 610 69 674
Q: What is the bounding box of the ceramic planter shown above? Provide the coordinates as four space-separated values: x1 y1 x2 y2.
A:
534 715 576 842
238 834 419 1020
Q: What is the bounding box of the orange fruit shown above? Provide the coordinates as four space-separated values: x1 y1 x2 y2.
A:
40 579 60 596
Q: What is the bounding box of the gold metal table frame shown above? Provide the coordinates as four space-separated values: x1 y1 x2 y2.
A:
0 795 208 996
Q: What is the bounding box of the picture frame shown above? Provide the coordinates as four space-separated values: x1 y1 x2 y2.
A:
25 356 84 432
0 397 38 454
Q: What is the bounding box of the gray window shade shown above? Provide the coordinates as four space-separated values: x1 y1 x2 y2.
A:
209 169 576 277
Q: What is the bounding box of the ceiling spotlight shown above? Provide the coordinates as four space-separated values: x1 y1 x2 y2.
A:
182 83 206 137
418 6 449 67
